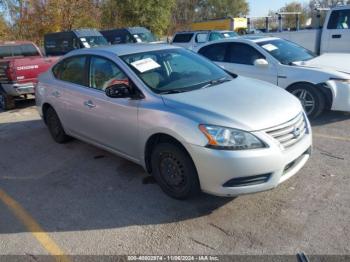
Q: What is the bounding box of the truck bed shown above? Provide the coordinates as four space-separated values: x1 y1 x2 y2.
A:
263 29 322 54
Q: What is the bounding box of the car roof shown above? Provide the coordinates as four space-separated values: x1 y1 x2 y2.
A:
331 5 349 11
175 31 210 34
194 36 281 50
173 30 237 36
0 41 35 46
241 35 280 42
206 35 279 44
69 43 181 57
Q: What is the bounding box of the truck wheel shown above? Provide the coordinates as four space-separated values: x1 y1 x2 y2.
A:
45 107 71 143
0 93 16 110
289 84 325 119
151 142 200 200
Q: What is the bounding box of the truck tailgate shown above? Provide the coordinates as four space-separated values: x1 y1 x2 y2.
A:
10 56 59 84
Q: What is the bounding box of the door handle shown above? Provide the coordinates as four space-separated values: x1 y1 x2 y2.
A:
84 100 96 109
52 91 61 98
332 34 342 39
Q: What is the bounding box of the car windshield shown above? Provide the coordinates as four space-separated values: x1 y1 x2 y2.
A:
132 32 157 43
79 36 108 47
121 48 232 94
221 32 238 38
258 39 316 65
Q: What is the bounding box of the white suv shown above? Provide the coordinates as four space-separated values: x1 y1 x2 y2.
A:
171 30 238 50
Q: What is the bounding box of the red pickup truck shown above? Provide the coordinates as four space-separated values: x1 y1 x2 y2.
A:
0 41 59 110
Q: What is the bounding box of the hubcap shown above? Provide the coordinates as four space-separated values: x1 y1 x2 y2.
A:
159 153 185 188
292 89 315 115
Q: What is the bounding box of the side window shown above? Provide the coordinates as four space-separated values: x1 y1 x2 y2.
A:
89 56 128 91
327 10 350 29
172 33 194 43
12 44 40 57
198 43 228 62
209 33 223 41
195 33 208 43
228 43 265 65
53 56 87 85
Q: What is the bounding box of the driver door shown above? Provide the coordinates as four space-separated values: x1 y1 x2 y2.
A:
222 43 278 85
69 56 139 159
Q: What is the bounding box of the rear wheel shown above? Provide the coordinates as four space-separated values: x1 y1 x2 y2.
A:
289 83 325 118
151 142 200 200
45 107 71 143
0 92 15 110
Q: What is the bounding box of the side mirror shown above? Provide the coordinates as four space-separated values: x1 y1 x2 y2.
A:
105 83 131 98
254 58 269 68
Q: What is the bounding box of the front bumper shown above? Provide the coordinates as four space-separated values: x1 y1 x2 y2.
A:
187 130 312 197
326 80 350 112
1 82 35 96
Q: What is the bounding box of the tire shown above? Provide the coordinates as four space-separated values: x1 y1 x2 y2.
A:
151 142 200 200
45 107 71 143
289 83 325 119
0 92 15 110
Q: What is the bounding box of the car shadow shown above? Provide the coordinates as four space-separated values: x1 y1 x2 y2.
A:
0 119 233 234
310 110 350 126
0 98 36 114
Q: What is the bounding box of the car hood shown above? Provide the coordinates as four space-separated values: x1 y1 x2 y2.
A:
294 53 350 75
161 76 303 131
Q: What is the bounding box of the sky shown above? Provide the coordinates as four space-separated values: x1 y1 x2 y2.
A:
248 0 308 17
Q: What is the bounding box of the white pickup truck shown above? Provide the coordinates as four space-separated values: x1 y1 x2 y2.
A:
266 5 350 55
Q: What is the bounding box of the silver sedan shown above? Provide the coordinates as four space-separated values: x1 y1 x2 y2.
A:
36 44 312 199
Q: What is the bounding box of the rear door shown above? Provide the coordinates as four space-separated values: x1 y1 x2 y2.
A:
198 42 278 84
224 42 278 84
322 8 350 53
171 33 194 49
193 32 209 49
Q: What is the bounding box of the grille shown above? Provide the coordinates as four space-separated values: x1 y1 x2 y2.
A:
265 113 307 149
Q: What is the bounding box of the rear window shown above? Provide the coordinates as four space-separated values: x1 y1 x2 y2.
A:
172 33 194 43
0 44 40 58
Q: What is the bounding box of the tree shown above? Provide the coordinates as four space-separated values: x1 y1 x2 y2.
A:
195 0 249 20
170 0 199 33
101 0 176 36
0 14 10 39
277 1 309 30
0 0 101 44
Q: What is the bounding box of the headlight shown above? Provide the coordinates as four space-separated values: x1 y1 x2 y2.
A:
199 125 266 150
330 78 350 84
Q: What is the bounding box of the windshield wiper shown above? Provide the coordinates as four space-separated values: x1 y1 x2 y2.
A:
159 89 187 95
201 77 232 89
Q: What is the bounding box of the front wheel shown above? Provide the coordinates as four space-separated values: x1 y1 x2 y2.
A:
0 92 15 110
289 84 325 118
151 143 200 199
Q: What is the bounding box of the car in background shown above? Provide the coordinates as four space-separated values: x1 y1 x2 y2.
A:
0 41 59 110
100 27 159 44
196 36 350 118
36 44 311 199
44 29 108 56
171 30 238 50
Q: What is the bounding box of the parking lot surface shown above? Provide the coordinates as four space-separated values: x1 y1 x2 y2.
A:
0 100 349 256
